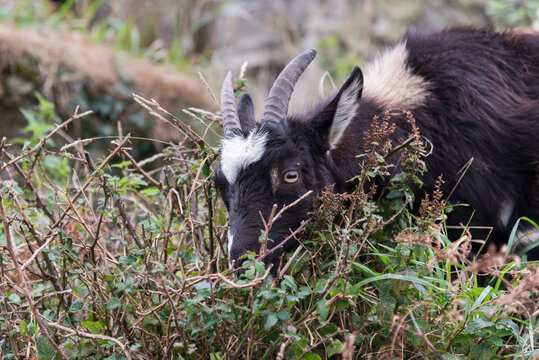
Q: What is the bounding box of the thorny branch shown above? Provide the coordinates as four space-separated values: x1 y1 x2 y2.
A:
0 109 93 174
1 194 69 360
1 91 535 360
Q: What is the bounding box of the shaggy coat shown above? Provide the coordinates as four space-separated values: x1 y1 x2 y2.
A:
214 27 539 272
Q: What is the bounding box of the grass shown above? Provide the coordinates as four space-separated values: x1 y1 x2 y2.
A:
0 93 537 359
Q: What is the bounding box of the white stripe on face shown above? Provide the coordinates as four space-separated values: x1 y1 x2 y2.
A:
220 130 267 184
228 229 234 268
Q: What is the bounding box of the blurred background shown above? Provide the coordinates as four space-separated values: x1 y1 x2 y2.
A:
0 0 538 156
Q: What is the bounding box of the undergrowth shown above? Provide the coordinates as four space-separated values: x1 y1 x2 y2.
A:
0 92 537 360
0 0 217 70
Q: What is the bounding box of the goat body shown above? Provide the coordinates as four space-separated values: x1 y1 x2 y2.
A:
214 27 539 272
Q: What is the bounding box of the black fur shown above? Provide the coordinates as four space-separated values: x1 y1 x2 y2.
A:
237 93 256 135
215 27 539 273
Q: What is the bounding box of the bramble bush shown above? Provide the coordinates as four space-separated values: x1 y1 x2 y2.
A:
0 91 537 360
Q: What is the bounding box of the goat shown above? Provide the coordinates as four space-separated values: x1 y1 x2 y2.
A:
213 27 539 273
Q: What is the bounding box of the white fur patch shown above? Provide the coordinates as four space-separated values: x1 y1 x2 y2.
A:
228 229 234 255
329 76 362 149
363 42 430 108
498 200 514 227
220 130 267 184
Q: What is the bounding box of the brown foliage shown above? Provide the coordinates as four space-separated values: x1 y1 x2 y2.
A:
0 24 215 144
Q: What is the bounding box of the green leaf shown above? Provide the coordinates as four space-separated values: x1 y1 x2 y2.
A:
8 293 21 304
19 320 28 335
355 273 443 291
491 336 503 346
297 286 311 299
442 355 467 360
317 299 329 321
314 279 327 294
319 324 339 336
386 190 403 199
391 173 408 182
276 311 290 321
111 160 132 169
327 339 343 357
472 286 493 308
202 163 210 177
302 354 322 360
463 317 494 334
106 297 122 310
351 263 379 278
36 335 57 360
68 300 83 313
118 255 137 267
281 275 297 292
81 320 105 334
498 318 519 338
469 343 494 360
264 313 278 330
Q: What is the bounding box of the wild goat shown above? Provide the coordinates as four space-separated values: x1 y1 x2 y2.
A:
213 27 539 273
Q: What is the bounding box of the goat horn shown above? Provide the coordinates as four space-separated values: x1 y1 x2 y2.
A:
262 49 317 126
220 71 242 137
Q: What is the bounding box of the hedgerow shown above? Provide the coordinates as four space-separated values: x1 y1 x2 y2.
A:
0 91 537 360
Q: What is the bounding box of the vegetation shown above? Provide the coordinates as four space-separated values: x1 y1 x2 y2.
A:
0 0 219 69
1 91 537 359
1 1 538 359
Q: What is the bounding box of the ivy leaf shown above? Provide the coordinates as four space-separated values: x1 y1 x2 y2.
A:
463 317 494 334
327 339 343 357
106 297 122 310
8 294 21 304
81 321 105 334
317 299 329 321
264 313 278 330
68 300 83 313
276 311 290 321
469 343 494 360
36 335 57 360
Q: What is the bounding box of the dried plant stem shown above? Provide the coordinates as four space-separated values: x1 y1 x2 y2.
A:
272 190 313 224
409 311 443 359
0 109 92 174
255 217 313 267
256 190 313 262
2 149 56 221
8 191 63 291
121 149 163 190
216 269 271 288
19 135 132 271
45 321 132 359
198 72 219 107
0 194 70 360
59 136 131 226
133 94 206 146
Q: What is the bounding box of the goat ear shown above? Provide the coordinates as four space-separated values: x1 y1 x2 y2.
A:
237 93 256 135
313 66 363 149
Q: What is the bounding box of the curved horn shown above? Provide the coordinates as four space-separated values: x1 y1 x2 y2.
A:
262 49 317 126
220 71 242 137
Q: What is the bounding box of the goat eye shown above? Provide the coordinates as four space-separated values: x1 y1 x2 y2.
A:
283 170 299 183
